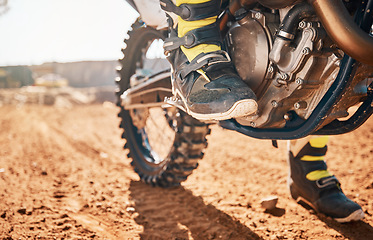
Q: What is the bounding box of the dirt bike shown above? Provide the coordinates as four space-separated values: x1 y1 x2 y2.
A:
116 0 373 187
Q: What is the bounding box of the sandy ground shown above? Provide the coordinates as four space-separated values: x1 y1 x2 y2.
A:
0 104 372 239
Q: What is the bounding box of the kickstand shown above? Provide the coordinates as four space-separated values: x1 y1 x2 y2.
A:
271 140 278 148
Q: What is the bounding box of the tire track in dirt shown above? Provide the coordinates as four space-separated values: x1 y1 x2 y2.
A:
41 105 143 239
47 168 140 239
68 213 121 239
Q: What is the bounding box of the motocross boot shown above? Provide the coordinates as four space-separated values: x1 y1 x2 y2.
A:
288 136 364 222
160 0 258 121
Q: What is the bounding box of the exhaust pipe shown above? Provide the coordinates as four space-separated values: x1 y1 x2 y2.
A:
309 0 373 66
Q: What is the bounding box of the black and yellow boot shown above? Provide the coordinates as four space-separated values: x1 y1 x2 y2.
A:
288 136 364 222
160 0 258 121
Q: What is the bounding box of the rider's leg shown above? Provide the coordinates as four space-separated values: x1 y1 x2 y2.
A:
288 136 364 222
160 0 258 121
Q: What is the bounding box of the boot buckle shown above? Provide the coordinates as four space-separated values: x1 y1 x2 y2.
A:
315 176 340 188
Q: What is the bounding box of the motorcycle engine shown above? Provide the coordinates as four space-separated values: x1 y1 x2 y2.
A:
227 9 277 99
226 7 346 128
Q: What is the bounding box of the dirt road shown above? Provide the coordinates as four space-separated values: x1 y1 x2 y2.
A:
0 105 372 239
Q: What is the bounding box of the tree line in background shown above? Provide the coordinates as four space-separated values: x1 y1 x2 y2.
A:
0 61 119 88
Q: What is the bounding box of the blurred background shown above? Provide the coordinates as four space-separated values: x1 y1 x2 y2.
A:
0 0 138 95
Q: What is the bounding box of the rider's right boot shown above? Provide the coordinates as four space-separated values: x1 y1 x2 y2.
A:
160 0 258 121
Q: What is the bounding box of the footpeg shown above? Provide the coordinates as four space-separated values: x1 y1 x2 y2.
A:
164 96 187 112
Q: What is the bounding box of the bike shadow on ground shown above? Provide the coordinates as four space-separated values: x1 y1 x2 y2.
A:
129 180 263 240
299 202 373 240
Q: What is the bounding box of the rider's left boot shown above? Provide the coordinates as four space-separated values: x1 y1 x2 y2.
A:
288 136 364 222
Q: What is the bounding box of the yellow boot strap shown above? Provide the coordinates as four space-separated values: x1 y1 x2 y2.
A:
300 155 325 161
175 0 221 61
178 16 220 61
306 170 333 181
309 136 329 148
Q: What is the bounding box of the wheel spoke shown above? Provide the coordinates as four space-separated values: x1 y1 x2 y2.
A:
142 108 175 162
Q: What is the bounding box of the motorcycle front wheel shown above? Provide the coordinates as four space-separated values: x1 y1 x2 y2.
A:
116 19 210 187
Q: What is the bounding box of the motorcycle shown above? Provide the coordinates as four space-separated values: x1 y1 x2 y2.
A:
116 0 373 187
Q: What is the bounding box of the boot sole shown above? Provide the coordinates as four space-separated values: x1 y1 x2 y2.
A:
172 87 258 121
334 209 365 223
188 99 258 121
290 183 365 223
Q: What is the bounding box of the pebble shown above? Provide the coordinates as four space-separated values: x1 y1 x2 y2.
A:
126 207 135 212
17 207 27 215
260 195 279 210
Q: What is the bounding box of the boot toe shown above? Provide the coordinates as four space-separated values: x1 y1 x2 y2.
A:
315 192 364 222
188 94 258 120
185 73 258 120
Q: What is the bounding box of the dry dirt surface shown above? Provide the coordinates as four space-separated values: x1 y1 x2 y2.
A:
0 104 372 239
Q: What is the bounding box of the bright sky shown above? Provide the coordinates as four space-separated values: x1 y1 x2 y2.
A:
0 0 139 66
